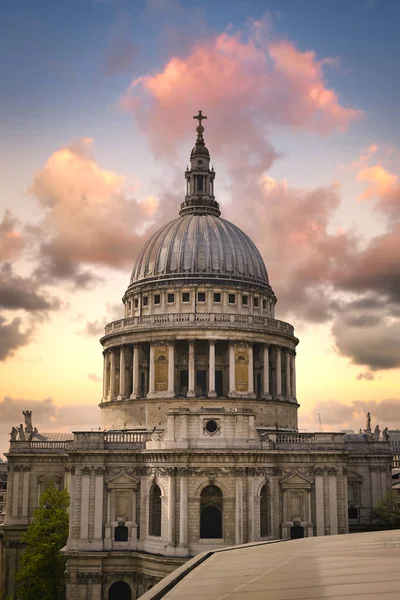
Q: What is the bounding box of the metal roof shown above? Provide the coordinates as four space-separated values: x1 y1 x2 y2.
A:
129 215 269 290
140 530 400 600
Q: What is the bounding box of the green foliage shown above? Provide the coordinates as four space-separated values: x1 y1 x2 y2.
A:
373 490 400 528
15 484 69 600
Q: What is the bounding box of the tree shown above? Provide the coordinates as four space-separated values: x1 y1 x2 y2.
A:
373 490 400 528
16 484 69 600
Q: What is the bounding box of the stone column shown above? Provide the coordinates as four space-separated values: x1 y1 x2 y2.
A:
167 473 175 548
178 473 188 552
102 351 109 401
285 349 291 399
247 476 254 543
168 342 175 397
235 476 243 545
228 343 236 397
248 343 254 396
187 341 195 398
80 466 91 544
110 349 117 399
328 470 338 535
371 467 379 510
138 475 147 551
275 347 282 400
262 345 271 399
292 352 297 400
21 466 30 519
148 343 155 396
117 346 126 400
208 340 217 398
12 468 20 518
130 343 140 399
93 468 104 549
315 470 325 536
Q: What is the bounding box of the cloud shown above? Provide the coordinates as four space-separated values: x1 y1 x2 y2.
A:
0 211 24 261
301 398 400 433
0 316 32 361
0 263 60 311
122 23 362 159
0 396 99 457
29 138 159 285
87 373 101 382
354 145 400 221
357 371 375 381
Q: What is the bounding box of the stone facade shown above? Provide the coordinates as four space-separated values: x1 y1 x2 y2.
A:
0 114 393 600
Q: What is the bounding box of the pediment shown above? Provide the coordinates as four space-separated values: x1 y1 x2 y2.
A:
281 472 313 489
347 470 363 483
106 473 138 489
38 470 62 483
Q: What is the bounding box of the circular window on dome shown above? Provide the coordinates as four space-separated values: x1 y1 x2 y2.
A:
204 419 220 436
198 159 203 165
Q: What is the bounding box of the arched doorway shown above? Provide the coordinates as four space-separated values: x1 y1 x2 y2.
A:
200 485 223 539
290 525 304 539
109 581 131 600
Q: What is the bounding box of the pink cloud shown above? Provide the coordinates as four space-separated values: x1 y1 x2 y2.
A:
29 138 160 284
122 27 362 160
354 146 400 220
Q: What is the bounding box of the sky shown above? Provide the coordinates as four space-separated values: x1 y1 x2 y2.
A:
1 0 400 456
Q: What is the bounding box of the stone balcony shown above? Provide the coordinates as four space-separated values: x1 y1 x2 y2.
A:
103 313 295 338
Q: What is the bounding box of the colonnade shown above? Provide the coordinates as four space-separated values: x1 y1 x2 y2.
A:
102 340 296 402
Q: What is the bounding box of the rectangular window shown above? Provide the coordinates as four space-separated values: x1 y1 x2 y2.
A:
197 175 204 192
213 292 221 303
167 293 175 303
198 292 206 302
242 295 248 306
254 297 259 308
182 292 190 303
263 299 267 309
228 293 236 304
134 298 139 309
154 294 161 305
143 296 148 307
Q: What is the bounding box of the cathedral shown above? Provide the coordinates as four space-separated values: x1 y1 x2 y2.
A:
0 113 392 600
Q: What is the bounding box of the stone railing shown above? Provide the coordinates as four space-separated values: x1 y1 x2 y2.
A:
104 431 149 444
8 440 72 453
104 313 294 337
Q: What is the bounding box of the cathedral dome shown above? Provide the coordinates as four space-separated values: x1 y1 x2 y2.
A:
129 214 270 290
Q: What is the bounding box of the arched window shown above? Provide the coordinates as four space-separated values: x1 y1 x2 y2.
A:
149 484 162 536
114 525 128 542
109 581 131 600
200 485 223 539
260 484 269 537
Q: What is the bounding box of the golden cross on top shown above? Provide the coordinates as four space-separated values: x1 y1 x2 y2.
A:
193 110 207 127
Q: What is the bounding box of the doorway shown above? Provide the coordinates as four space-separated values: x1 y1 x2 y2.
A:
290 525 304 539
109 581 131 600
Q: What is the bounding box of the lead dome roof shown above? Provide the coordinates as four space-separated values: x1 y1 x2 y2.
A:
129 214 270 290
128 112 271 293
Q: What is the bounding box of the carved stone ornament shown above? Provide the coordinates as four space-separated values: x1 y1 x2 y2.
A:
77 572 102 584
282 467 313 477
13 465 22 472
94 466 105 475
106 467 139 476
65 465 76 474
327 467 338 476
314 467 325 476
142 466 175 477
80 466 92 475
